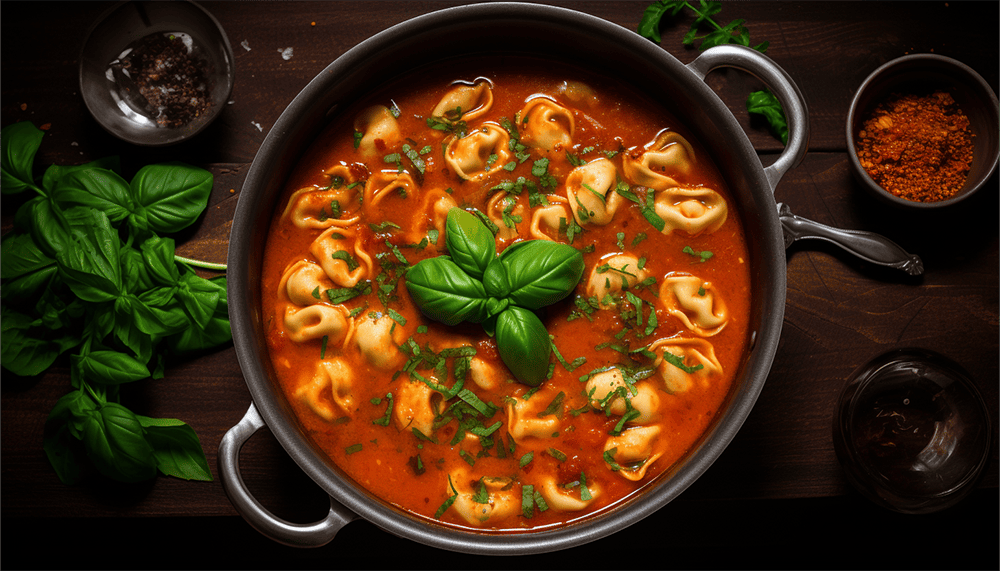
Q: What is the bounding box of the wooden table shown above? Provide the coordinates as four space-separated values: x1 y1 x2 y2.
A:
2 2 996 568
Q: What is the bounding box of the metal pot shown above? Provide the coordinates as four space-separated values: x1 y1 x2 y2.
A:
221 2 919 553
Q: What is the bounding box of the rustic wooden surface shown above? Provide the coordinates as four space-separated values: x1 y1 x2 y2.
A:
2 1 997 569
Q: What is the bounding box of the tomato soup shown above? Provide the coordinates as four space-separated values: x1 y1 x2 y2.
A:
260 57 751 531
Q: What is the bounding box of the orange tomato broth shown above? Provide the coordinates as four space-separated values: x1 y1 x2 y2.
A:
260 56 751 532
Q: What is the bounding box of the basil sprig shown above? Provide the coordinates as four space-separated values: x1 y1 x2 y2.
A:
1 121 227 485
406 208 584 386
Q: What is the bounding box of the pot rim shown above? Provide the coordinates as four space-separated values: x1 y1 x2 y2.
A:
227 1 790 554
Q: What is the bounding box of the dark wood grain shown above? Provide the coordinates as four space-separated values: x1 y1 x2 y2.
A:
2 1 997 569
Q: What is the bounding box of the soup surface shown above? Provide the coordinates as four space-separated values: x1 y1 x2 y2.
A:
261 57 751 531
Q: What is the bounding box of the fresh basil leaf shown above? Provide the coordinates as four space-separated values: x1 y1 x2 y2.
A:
136 416 213 481
498 240 584 309
55 209 123 303
29 197 73 259
139 236 180 286
481 257 510 299
53 167 135 224
495 306 551 387
41 156 122 193
0 231 58 301
445 208 497 280
74 350 151 385
1 231 54 280
1 121 43 194
119 245 156 293
0 307 64 376
43 389 99 485
405 256 489 325
167 276 231 353
82 402 158 483
130 162 213 233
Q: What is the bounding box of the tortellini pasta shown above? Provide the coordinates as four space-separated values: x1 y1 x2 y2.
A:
506 397 561 444
444 122 511 181
364 170 419 211
431 78 494 122
585 253 650 306
354 313 407 370
537 475 601 512
585 369 661 425
604 425 663 482
283 304 354 345
565 158 623 226
446 472 520 526
279 260 331 306
517 96 574 152
309 226 374 288
654 186 728 236
394 378 441 436
622 130 696 190
648 336 724 394
354 105 402 159
659 274 728 336
281 164 362 229
528 196 571 241
293 358 356 422
486 192 526 242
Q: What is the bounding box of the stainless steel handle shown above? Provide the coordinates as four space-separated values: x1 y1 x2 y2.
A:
777 203 924 275
686 44 810 192
218 403 357 547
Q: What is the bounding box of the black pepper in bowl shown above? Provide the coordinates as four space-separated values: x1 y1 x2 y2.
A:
118 32 213 129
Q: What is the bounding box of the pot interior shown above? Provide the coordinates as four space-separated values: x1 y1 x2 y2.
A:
229 2 786 554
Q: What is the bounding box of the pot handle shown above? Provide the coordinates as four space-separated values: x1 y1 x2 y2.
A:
218 403 357 547
686 44 809 193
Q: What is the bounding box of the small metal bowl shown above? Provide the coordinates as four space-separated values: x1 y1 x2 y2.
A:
832 348 992 514
846 54 999 209
78 0 234 146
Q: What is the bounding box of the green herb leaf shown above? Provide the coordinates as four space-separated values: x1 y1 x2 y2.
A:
445 208 497 280
497 240 585 310
1 121 44 194
405 256 489 325
129 162 213 234
495 306 551 387
746 89 789 145
136 415 213 481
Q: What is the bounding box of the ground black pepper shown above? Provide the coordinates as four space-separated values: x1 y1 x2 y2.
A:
121 32 213 128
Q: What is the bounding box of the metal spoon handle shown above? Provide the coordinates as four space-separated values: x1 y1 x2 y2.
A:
777 203 924 275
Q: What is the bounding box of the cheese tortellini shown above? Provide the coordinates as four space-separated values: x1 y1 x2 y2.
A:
293 358 356 422
309 226 374 288
586 253 650 306
446 471 520 526
354 105 402 159
565 158 623 226
622 130 696 190
603 425 663 482
431 78 494 122
444 122 511 181
660 274 728 336
281 166 362 229
648 337 724 394
517 96 574 152
355 313 408 370
654 186 728 236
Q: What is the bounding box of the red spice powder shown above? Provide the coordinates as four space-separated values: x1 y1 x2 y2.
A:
855 90 974 202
